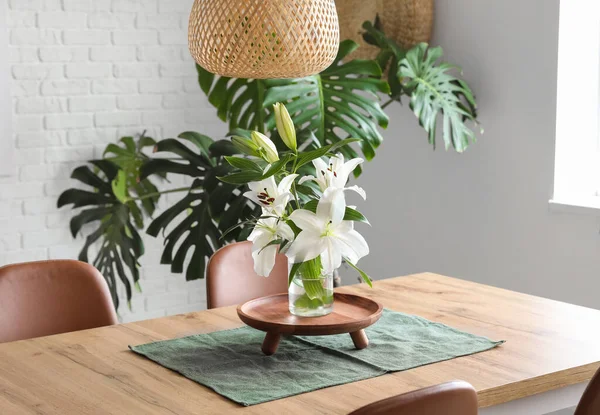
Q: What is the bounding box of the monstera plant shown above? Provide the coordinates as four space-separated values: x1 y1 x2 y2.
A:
58 23 480 310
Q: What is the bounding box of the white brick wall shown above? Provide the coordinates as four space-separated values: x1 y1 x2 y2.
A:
2 0 228 322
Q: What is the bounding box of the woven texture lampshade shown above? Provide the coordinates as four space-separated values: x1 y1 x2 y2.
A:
188 0 340 79
337 0 434 60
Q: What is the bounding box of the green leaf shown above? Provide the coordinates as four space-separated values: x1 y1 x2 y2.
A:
261 154 292 180
217 171 263 185
177 131 214 158
68 207 108 238
302 200 318 212
141 133 224 179
330 138 361 153
209 140 239 157
301 200 370 225
138 134 157 149
101 133 164 218
58 134 164 312
226 128 252 139
295 183 320 200
295 138 361 170
293 294 324 309
220 217 255 240
70 166 111 192
111 170 129 203
295 147 331 169
151 189 214 280
345 259 373 287
362 21 407 99
140 159 202 179
399 43 479 152
59 159 145 312
197 64 215 95
224 156 263 173
153 138 210 167
300 257 322 279
143 132 259 279
57 188 114 209
288 262 302 286
263 40 390 165
196 64 268 132
343 207 370 225
146 178 255 281
258 238 283 255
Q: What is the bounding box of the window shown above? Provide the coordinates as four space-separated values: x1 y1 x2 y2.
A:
551 0 600 211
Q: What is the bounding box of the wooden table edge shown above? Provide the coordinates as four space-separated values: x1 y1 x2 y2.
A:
478 355 599 407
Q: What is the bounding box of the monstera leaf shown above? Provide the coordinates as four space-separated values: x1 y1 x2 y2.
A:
57 159 143 311
58 135 164 311
197 66 268 132
263 40 390 171
399 43 479 152
362 21 479 152
141 132 259 280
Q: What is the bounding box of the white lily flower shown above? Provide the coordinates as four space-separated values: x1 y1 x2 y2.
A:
243 174 298 216
248 215 294 277
251 131 279 163
286 188 369 274
298 153 366 199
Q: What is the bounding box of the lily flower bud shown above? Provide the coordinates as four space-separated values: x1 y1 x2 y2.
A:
251 131 280 163
273 102 297 151
231 136 260 157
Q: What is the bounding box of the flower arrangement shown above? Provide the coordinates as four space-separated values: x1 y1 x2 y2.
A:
219 103 371 316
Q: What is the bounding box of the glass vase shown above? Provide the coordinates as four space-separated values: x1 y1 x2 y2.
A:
288 268 334 317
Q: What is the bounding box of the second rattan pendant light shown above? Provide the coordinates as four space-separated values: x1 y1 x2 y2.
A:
188 0 340 79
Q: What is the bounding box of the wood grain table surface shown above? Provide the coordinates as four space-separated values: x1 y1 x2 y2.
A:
1 272 599 414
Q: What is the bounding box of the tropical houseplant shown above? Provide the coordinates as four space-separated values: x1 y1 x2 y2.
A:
58 22 480 310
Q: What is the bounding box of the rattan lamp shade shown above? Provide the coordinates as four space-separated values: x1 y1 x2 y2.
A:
189 0 340 79
337 0 434 60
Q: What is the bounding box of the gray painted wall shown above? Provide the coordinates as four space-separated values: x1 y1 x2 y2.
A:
356 0 600 310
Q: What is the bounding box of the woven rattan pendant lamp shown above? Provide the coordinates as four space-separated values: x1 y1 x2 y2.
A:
188 0 340 79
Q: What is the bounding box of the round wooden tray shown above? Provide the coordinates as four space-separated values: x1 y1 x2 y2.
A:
237 293 383 355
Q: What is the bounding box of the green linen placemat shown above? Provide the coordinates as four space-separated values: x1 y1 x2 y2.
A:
130 309 504 406
298 310 505 371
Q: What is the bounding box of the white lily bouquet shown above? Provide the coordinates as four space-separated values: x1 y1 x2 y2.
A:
219 102 371 317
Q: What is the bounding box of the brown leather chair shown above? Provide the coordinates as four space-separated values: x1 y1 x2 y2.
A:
348 381 478 415
575 365 600 415
206 241 288 308
0 260 118 343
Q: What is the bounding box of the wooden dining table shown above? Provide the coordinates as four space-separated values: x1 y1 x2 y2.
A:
1 272 599 414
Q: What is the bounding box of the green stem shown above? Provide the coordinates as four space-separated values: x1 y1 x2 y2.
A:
290 153 301 209
315 75 326 140
298 258 327 302
382 99 395 109
128 186 189 201
257 80 266 133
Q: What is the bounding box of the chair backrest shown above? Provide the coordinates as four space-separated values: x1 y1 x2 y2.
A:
575 366 600 415
348 381 478 415
206 241 289 309
0 260 118 343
